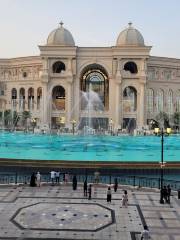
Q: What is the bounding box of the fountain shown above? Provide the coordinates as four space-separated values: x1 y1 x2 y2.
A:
78 83 105 134
123 86 137 134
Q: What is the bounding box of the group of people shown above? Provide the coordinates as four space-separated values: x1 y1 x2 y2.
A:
30 172 41 187
50 170 62 184
106 186 128 207
30 170 69 187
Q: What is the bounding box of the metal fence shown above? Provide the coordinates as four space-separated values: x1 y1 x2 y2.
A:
0 172 179 191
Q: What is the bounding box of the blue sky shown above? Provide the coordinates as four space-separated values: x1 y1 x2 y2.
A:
0 0 180 58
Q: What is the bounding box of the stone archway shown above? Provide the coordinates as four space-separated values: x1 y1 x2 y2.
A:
51 85 66 129
79 64 109 130
52 85 65 110
123 86 137 133
123 86 137 112
80 64 109 110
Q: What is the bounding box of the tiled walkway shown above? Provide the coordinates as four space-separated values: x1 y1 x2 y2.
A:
0 183 180 239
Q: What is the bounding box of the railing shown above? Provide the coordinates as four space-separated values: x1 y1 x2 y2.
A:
0 172 179 191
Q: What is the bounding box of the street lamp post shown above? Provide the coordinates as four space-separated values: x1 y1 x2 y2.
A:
72 119 76 135
31 118 36 133
110 118 113 136
154 127 171 204
59 117 65 134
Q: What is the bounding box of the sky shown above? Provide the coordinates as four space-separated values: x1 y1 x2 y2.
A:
0 0 180 58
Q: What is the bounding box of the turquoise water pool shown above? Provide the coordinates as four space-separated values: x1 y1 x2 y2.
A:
0 132 180 162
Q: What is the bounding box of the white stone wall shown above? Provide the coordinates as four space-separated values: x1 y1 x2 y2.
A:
0 49 180 130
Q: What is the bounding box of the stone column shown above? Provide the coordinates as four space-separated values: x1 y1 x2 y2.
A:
138 80 146 128
114 59 122 130
41 57 49 125
25 87 28 111
65 59 73 128
114 79 122 130
34 87 37 112
74 76 80 126
66 78 73 128
41 81 48 125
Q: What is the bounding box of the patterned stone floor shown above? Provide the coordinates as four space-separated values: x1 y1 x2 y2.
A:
0 183 180 239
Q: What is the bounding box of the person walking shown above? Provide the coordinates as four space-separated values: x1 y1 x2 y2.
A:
36 172 41 187
122 190 128 207
163 186 168 203
167 185 171 204
83 179 88 197
107 186 112 203
55 170 60 184
88 184 92 200
50 170 56 185
72 175 77 190
141 225 150 239
30 172 36 187
114 178 118 192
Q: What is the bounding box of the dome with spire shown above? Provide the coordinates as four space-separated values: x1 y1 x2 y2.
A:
47 22 75 46
116 22 144 46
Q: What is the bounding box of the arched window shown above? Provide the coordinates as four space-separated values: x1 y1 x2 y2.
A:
167 89 173 114
52 61 66 73
176 90 180 112
156 89 164 112
124 61 138 74
147 89 154 113
52 86 65 110
19 88 25 111
11 88 17 99
11 88 17 109
123 86 137 112
37 87 42 110
80 64 109 111
28 88 34 110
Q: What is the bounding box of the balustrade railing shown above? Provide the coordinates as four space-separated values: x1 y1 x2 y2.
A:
0 172 179 191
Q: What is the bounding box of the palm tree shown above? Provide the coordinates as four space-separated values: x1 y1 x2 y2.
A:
4 109 12 128
155 111 170 128
22 111 31 129
172 112 180 131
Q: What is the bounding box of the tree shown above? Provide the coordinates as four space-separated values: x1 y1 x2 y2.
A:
22 111 31 128
4 109 12 127
155 111 170 128
172 112 180 130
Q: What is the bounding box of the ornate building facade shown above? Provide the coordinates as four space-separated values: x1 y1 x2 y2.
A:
0 22 180 131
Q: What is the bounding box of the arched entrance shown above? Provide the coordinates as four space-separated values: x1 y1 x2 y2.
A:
51 85 66 128
123 86 137 133
28 88 34 111
19 88 25 111
80 64 109 130
52 86 65 110
11 88 17 110
37 87 42 110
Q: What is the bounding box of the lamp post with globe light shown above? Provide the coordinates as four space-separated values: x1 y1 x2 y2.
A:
154 127 171 204
31 118 36 133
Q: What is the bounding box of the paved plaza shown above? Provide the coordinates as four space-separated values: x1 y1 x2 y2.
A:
0 183 180 240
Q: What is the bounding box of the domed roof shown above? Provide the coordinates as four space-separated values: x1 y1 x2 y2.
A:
116 22 144 46
47 22 75 46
